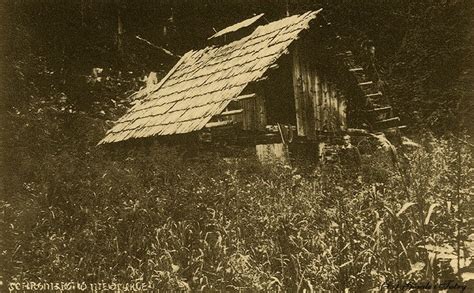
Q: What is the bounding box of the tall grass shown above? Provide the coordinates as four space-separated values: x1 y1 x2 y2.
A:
1 135 472 291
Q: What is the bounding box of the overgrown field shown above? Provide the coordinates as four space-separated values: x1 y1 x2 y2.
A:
1 135 472 291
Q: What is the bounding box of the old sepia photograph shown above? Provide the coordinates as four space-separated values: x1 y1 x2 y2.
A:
0 0 473 291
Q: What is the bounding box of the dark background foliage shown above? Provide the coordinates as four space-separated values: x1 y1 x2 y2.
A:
0 0 472 291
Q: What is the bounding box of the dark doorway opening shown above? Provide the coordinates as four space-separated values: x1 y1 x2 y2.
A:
263 54 296 126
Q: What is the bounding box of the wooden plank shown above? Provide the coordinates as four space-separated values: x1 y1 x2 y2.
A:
299 43 308 136
327 82 333 131
365 92 382 98
328 82 337 131
205 120 235 128
358 81 373 86
302 48 315 139
374 117 400 129
240 95 256 131
306 64 317 138
367 106 392 121
219 109 244 116
335 87 341 129
256 93 267 131
338 93 347 130
329 84 336 130
241 99 248 130
367 106 392 112
301 35 316 139
321 74 328 131
325 80 332 131
292 43 305 136
375 117 400 124
381 125 407 132
229 102 243 126
233 93 256 101
251 97 257 130
317 70 324 132
313 67 320 132
245 97 255 130
300 42 313 136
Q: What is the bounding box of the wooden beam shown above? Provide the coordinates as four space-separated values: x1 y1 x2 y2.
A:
374 117 400 129
366 106 391 112
233 93 256 101
219 109 243 116
376 117 400 123
205 120 235 128
365 92 382 98
367 106 392 121
292 42 305 136
381 125 407 133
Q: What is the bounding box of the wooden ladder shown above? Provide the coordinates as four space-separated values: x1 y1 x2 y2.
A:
338 51 405 133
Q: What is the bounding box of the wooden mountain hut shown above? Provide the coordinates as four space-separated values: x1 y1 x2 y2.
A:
99 10 403 163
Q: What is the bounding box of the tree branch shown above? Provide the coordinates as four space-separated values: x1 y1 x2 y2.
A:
135 35 181 59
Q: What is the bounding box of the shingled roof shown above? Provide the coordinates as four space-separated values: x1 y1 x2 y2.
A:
99 10 321 144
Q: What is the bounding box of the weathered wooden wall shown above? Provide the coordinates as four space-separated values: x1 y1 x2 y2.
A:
241 94 266 131
218 37 347 138
292 41 347 139
225 94 267 131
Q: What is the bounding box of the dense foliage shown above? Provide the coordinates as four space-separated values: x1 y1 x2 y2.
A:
0 0 472 291
2 0 472 132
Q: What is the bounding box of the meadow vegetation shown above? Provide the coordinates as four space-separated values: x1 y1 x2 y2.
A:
2 135 471 291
